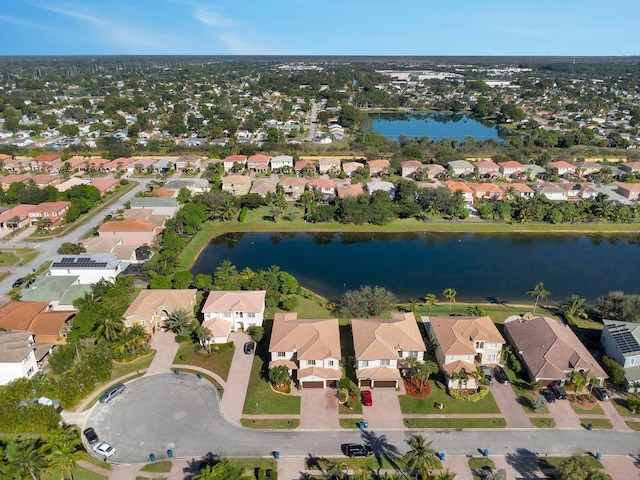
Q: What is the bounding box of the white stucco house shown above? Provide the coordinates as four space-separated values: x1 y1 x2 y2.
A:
201 290 266 331
48 253 121 284
0 331 39 386
601 319 640 392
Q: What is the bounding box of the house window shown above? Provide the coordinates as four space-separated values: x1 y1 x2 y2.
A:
361 360 369 368
409 351 419 357
307 360 316 366
141 320 146 327
27 367 35 376
277 352 286 358
631 359 635 366
248 313 256 318
328 360 334 367
223 313 231 318
475 341 485 349
486 353 497 362
381 359 390 366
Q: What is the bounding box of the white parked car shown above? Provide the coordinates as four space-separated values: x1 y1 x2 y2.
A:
93 442 116 458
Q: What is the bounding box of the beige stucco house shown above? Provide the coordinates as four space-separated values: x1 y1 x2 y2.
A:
123 289 197 337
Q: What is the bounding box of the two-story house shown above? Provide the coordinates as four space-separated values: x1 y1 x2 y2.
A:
0 331 39 385
202 290 266 331
270 155 294 172
423 316 505 390
318 157 341 175
30 154 61 172
352 312 426 388
221 175 252 196
124 289 197 337
601 319 640 392
268 312 341 388
447 160 475 178
27 201 71 228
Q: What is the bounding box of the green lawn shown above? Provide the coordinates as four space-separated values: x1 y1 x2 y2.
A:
173 342 234 381
140 461 172 472
570 400 604 415
579 418 613 429
625 421 640 431
0 249 39 266
43 466 108 480
469 458 495 480
399 381 500 414
612 394 640 418
240 418 299 429
415 303 558 325
111 350 156 380
0 251 19 265
268 294 332 319
530 417 556 428
243 357 300 415
404 418 506 429
230 458 277 471
339 418 364 428
309 455 441 472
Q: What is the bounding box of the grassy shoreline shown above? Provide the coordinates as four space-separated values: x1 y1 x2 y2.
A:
178 207 640 270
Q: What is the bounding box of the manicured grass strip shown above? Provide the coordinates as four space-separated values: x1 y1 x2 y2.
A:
579 418 613 429
243 357 300 415
530 417 556 428
612 395 640 418
240 418 299 429
404 418 506 429
468 457 496 471
269 295 332 319
339 402 363 415
625 421 640 431
174 341 234 381
339 418 364 429
399 381 500 415
538 456 603 470
43 466 108 480
570 401 604 414
111 350 155 380
309 456 441 471
140 461 172 472
78 452 113 471
229 458 277 471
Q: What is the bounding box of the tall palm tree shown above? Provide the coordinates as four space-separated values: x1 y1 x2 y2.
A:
434 469 457 480
527 282 549 315
424 293 437 310
453 369 468 394
403 434 437 480
194 323 213 354
324 459 347 480
94 304 124 342
42 427 82 480
415 360 439 393
559 294 587 320
6 437 48 480
165 308 194 333
442 288 457 311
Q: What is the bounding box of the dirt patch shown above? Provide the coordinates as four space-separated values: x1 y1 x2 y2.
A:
404 378 432 398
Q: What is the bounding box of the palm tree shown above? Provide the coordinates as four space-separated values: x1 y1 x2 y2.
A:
453 369 468 394
530 379 542 394
269 365 291 388
165 308 194 333
527 282 549 315
569 370 588 398
403 434 437 480
471 366 485 392
324 459 347 480
42 427 82 480
72 291 100 313
434 469 457 480
194 323 213 354
442 288 457 311
6 437 48 480
414 360 439 393
193 459 244 480
559 294 587 321
424 293 437 310
94 304 124 342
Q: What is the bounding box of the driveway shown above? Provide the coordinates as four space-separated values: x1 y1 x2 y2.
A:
299 388 339 429
600 455 640 480
220 331 254 424
490 382 532 428
362 388 404 429
547 398 582 428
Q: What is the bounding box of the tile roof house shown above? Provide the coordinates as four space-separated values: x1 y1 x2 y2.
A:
164 178 209 194
49 253 121 284
600 319 640 392
342 162 365 177
30 154 62 172
249 177 278 197
500 183 535 198
247 154 271 173
295 159 318 176
423 316 505 390
401 160 423 179
0 204 37 230
268 312 341 388
221 175 252 196
270 155 294 172
474 160 501 179
150 158 175 174
129 197 180 217
279 177 307 200
422 164 446 179
352 312 426 388
102 157 136 173
0 174 29 190
547 161 577 177
27 201 71 227
0 331 39 385
619 161 640 174
318 157 341 174
79 158 110 172
0 301 74 345
469 183 503 202
223 155 247 172
444 180 474 204
308 178 335 199
366 181 396 199
89 178 120 194
31 174 59 188
447 160 475 177
498 161 524 179
367 159 390 177
616 183 640 201
124 289 197 336
56 177 89 193
533 182 567 201
202 290 266 331
336 183 364 199
82 237 146 263
175 155 202 172
503 315 607 386
98 219 157 245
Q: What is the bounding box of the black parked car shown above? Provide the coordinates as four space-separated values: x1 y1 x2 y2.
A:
83 427 99 444
551 384 568 400
493 366 509 384
343 444 372 457
542 388 556 403
12 278 23 288
243 341 255 355
593 385 610 401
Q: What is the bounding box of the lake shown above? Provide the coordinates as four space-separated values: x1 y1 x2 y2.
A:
191 232 640 304
370 113 501 142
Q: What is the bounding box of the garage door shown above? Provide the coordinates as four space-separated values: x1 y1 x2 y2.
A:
302 381 324 388
374 380 397 388
359 379 371 388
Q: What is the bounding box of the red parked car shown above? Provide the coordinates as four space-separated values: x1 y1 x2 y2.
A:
361 390 373 406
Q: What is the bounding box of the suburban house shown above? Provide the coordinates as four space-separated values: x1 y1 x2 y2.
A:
89 178 120 195
79 158 110 172
30 154 62 172
129 157 161 173
221 175 252 196
0 204 36 230
616 183 640 201
175 155 202 172
501 183 535 198
102 157 136 173
32 174 59 188
295 159 317 176
83 236 151 264
619 161 640 175
422 164 446 179
547 161 577 178
444 180 474 204
401 160 423 179
0 174 29 190
270 155 294 172
351 312 426 388
223 155 247 172
559 182 598 200
268 312 341 388
469 183 503 202
0 301 75 344
129 197 180 217
366 181 396 199
533 182 568 201
522 164 546 179
247 154 271 173
600 319 640 392
21 276 91 311
57 177 89 192
342 162 365 178
49 253 121 284
498 161 524 179
447 160 475 177
368 159 390 177
279 177 307 200
336 183 364 199
318 157 341 174
150 158 174 174
202 290 266 331
474 160 501 179
0 331 40 386
98 219 158 245
164 178 209 195
27 201 71 228
122 209 167 233
423 316 505 390
123 289 197 336
249 177 279 197
573 161 603 177
308 178 336 200
503 315 607 386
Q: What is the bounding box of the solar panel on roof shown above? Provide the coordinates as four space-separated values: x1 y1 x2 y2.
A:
609 324 640 354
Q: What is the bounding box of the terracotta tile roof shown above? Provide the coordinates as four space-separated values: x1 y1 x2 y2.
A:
279 177 307 188
0 204 37 223
336 184 363 199
202 290 266 314
202 316 233 338
356 366 402 380
498 161 524 169
368 159 390 169
98 219 155 232
442 359 477 376
222 175 252 185
224 155 247 163
426 316 504 356
89 178 119 193
343 162 364 173
124 289 197 321
444 180 473 193
401 160 423 168
0 301 49 330
502 183 534 194
248 154 271 162
32 154 61 162
352 312 426 361
309 178 335 189
298 365 341 380
548 161 575 169
269 312 341 361
1 174 29 184
30 201 71 213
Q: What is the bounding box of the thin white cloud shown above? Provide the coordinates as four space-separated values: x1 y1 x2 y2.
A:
194 8 239 28
0 14 40 28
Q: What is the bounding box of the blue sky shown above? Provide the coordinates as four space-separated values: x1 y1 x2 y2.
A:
1 0 638 56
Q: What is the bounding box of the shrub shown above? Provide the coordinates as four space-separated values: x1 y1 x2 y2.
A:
247 326 264 343
530 395 547 412
238 206 248 222
280 296 299 311
448 386 490 401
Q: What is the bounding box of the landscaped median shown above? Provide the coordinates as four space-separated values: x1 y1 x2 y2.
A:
399 381 500 415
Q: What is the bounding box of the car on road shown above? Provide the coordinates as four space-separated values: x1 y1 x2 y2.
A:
12 278 23 288
361 390 373 406
542 388 556 403
83 427 99 444
243 341 255 355
343 444 372 457
593 385 610 401
99 383 126 403
493 366 509 384
93 442 116 458
481 366 494 385
551 384 568 400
